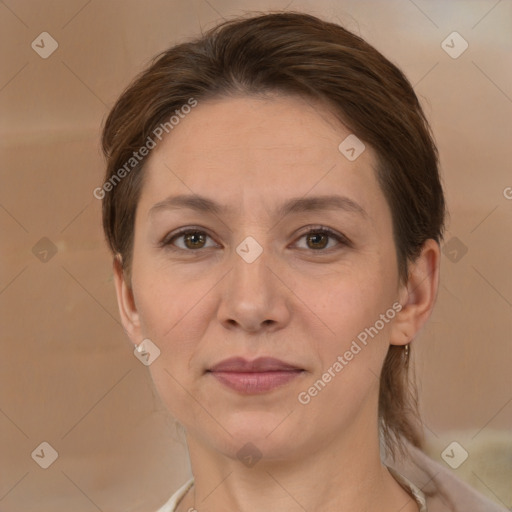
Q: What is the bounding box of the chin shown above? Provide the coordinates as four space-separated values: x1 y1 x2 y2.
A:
215 412 305 458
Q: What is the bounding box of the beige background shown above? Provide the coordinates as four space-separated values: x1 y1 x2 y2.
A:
1 0 511 510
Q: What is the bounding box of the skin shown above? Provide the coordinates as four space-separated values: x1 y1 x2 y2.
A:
113 94 440 512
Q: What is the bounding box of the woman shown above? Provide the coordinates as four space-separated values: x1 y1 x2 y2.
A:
99 11 507 512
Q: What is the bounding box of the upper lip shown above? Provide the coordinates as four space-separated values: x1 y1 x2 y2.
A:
208 357 303 372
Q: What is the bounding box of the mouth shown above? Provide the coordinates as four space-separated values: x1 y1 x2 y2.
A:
207 357 305 394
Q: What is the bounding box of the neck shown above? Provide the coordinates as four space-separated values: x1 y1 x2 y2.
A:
176 399 418 512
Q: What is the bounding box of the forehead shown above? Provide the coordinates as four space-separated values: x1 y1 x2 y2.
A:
139 94 386 221
148 94 358 170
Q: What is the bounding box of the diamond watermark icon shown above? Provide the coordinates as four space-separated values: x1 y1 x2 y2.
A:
338 134 365 161
32 237 58 262
31 441 59 469
442 236 468 263
236 236 263 263
441 31 468 59
236 442 262 468
31 32 59 59
441 441 468 469
134 338 161 366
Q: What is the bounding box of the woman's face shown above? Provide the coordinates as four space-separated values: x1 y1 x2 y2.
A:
117 94 410 461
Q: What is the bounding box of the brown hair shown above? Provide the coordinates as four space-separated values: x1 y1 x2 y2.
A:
100 10 445 460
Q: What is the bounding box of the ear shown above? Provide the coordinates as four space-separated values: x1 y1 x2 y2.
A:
112 254 141 346
390 239 440 346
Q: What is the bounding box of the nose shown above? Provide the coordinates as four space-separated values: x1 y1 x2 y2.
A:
216 237 292 333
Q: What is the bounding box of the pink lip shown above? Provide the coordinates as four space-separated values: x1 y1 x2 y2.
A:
207 357 304 394
208 356 302 372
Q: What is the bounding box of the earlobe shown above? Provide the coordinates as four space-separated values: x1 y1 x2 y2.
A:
112 254 141 344
390 239 440 346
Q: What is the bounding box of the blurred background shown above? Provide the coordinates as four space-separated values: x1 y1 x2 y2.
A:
1 0 511 510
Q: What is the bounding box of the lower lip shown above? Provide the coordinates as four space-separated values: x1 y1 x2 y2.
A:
209 370 303 394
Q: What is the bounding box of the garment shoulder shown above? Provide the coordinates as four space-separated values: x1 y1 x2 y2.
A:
388 442 509 512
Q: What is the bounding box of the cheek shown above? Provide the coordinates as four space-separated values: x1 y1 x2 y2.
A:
301 254 399 379
134 272 205 421
131 267 201 382
303 259 396 332
295 280 396 430
133 260 195 334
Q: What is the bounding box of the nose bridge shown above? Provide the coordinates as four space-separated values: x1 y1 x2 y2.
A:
227 187 289 281
229 197 274 277
216 226 289 331
231 231 274 296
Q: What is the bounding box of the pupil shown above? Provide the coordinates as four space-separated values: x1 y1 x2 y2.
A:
309 233 327 249
187 232 204 248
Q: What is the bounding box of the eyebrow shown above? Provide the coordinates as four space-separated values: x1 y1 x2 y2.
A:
148 193 368 219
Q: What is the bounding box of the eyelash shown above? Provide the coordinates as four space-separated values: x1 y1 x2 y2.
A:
159 225 351 253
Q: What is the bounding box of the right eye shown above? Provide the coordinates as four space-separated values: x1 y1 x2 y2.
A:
160 228 219 251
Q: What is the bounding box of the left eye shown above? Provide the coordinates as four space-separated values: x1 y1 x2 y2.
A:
161 227 349 252
295 227 348 251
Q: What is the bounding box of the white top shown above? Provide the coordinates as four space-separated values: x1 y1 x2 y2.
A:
154 477 193 512
155 468 427 512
